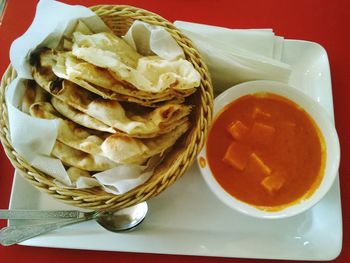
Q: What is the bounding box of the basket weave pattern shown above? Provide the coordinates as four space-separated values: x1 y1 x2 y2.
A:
0 5 213 210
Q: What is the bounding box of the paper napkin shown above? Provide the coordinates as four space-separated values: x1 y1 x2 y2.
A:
174 21 291 93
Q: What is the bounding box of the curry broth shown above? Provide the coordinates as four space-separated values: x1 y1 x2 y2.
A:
206 93 326 210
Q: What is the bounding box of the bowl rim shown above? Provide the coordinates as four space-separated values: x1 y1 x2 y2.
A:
198 80 340 219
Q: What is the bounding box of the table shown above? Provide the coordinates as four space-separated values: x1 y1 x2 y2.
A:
0 0 349 262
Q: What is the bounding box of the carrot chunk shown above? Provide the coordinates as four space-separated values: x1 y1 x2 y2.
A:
251 122 275 144
246 153 272 176
261 173 285 194
227 120 249 141
223 142 251 171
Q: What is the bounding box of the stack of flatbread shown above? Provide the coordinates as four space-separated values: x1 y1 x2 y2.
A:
21 20 200 184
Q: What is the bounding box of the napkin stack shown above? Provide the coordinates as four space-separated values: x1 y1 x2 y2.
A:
174 21 291 93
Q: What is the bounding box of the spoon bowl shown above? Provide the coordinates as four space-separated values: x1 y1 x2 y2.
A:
96 202 148 232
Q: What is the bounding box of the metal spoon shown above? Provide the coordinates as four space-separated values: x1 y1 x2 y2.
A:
0 202 148 246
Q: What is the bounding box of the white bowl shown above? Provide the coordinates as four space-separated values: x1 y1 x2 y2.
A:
198 80 340 219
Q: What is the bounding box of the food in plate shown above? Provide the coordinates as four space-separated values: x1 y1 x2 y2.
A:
21 80 50 113
20 20 200 189
101 121 190 164
51 96 116 134
31 60 192 138
29 102 108 157
52 141 118 172
206 92 326 210
32 33 200 107
29 101 190 164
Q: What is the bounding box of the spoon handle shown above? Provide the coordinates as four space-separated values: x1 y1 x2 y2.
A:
0 209 83 220
0 217 89 246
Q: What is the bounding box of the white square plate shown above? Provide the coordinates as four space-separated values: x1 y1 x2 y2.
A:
8 39 342 260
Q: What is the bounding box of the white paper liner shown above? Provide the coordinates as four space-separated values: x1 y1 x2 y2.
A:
124 20 184 60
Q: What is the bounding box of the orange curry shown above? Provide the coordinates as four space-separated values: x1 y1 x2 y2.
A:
206 93 326 210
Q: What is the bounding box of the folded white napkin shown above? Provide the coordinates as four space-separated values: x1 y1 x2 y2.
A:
6 0 182 195
174 21 291 93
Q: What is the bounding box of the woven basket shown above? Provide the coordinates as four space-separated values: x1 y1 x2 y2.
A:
0 5 213 211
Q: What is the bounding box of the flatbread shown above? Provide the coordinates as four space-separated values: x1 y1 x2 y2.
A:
32 61 192 138
72 20 94 36
21 80 50 114
66 167 91 181
30 102 188 164
72 31 141 68
22 80 37 113
58 20 94 50
52 141 118 172
32 48 184 106
30 102 106 157
53 52 119 100
72 32 200 94
51 97 116 134
133 56 199 95
53 51 186 106
101 121 190 164
28 35 195 172
33 49 195 107
84 98 191 137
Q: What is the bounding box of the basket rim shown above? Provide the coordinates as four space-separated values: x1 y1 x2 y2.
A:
0 4 214 210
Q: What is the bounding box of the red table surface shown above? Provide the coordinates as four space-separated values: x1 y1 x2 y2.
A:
0 0 349 262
